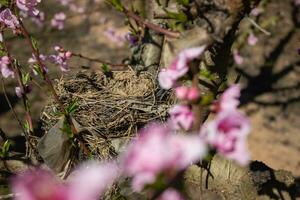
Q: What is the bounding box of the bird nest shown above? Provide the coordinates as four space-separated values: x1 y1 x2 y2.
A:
41 70 173 161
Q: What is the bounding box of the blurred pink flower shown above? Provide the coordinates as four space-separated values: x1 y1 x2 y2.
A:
158 189 185 200
175 86 200 101
104 27 126 47
168 104 194 131
158 69 179 90
15 85 32 98
233 50 244 65
11 168 68 200
16 0 41 16
247 33 258 46
200 110 251 165
31 11 45 27
68 161 119 200
0 9 20 33
15 87 22 98
12 162 118 200
0 56 14 78
214 84 241 112
295 0 300 5
158 46 206 89
51 12 66 30
121 123 206 191
57 0 72 6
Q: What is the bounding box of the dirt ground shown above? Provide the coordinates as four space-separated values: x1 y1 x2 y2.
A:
0 0 300 180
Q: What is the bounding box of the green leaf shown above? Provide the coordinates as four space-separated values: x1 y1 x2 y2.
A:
176 0 189 6
24 121 30 132
200 92 214 106
0 140 10 158
0 49 6 57
164 9 187 23
101 64 113 78
199 69 214 80
31 37 38 51
32 64 43 77
67 100 78 114
61 118 74 139
22 72 30 85
0 0 10 7
107 0 124 11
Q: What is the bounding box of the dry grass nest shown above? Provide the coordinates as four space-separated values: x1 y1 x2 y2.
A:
41 70 174 160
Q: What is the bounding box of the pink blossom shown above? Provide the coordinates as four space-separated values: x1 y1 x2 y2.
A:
11 168 68 200
104 27 126 47
158 46 206 89
48 46 72 72
15 85 32 98
0 56 14 78
57 0 72 6
247 33 258 46
15 87 22 98
158 189 185 200
175 86 200 101
214 84 241 112
30 11 45 27
250 7 264 16
295 0 300 5
233 50 243 65
158 69 178 90
121 123 206 191
168 104 194 131
158 69 179 90
68 162 119 200
51 12 66 30
0 9 20 33
19 10 44 27
16 0 41 16
11 162 119 200
28 54 48 75
175 86 189 100
200 110 251 165
125 32 139 46
69 4 85 14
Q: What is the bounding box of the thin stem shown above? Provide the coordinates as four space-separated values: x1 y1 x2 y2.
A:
123 8 180 38
18 20 67 114
0 128 7 140
1 33 36 156
190 61 203 131
71 52 128 69
18 20 90 155
1 77 33 148
1 31 34 133
246 17 271 35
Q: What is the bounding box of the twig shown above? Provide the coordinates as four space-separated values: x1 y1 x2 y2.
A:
1 77 32 148
123 8 180 38
71 52 128 69
246 17 271 36
18 20 91 156
0 128 7 140
1 31 34 133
